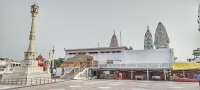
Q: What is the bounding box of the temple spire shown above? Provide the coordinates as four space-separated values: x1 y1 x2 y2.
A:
144 25 154 50
110 30 119 47
154 22 170 49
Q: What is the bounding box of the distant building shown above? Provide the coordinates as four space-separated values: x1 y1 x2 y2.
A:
36 54 47 71
0 58 6 75
0 58 21 75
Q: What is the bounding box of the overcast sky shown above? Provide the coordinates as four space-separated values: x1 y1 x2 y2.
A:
0 0 200 61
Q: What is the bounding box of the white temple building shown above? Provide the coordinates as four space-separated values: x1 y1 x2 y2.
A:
61 22 174 81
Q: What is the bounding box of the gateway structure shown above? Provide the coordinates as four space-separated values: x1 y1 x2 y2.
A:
61 23 174 80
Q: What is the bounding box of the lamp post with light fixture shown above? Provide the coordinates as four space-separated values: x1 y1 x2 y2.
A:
51 46 55 78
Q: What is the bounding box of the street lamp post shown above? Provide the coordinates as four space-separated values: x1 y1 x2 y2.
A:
51 46 55 78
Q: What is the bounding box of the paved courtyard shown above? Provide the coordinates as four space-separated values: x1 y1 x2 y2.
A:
1 79 200 90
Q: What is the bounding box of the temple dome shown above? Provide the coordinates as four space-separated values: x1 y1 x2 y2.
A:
110 31 119 47
36 54 45 60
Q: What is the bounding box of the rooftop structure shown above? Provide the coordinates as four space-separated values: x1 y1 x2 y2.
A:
144 25 154 50
154 22 170 49
36 54 47 71
110 31 119 47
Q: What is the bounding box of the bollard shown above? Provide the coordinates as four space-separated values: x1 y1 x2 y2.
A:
31 78 32 85
40 78 41 84
16 78 18 85
25 78 27 85
21 78 22 85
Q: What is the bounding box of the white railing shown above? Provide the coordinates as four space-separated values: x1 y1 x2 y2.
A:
91 63 172 69
73 68 89 79
64 66 74 74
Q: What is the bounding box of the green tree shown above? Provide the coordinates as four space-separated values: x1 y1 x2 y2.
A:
54 58 64 69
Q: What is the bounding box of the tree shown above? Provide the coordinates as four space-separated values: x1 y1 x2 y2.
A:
54 58 64 69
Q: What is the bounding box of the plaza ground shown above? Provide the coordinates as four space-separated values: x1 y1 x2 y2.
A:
1 79 200 90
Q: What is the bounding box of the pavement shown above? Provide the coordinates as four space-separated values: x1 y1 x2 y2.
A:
1 79 200 90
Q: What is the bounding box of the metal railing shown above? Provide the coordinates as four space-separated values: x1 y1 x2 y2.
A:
91 63 172 69
64 66 74 73
0 77 56 85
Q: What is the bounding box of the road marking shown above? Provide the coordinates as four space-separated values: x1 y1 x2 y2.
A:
69 85 82 87
98 87 111 89
50 88 66 90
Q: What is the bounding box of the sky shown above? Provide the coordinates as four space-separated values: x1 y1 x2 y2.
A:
0 0 200 61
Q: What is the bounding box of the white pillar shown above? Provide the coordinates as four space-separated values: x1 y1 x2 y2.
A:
86 70 88 78
131 70 133 79
164 70 166 81
74 66 75 78
147 69 149 80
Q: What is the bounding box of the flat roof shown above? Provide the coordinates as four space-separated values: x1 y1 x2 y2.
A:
64 46 128 52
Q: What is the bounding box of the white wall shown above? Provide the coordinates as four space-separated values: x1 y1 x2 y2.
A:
65 48 174 66
125 48 174 64
0 60 6 65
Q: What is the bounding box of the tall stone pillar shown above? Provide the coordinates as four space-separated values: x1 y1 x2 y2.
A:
2 4 51 85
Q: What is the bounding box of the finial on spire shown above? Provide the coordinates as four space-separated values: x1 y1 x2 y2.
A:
114 29 115 35
98 42 99 48
147 25 149 30
34 3 36 5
